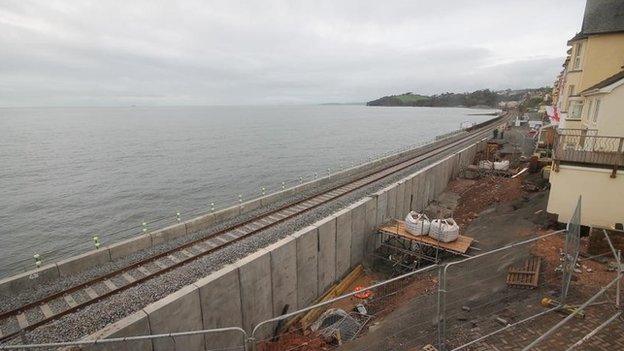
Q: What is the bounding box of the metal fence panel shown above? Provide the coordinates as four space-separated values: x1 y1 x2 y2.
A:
561 196 581 302
251 265 440 351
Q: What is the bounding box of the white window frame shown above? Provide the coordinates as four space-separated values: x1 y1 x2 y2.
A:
570 101 583 120
592 99 601 123
586 99 593 122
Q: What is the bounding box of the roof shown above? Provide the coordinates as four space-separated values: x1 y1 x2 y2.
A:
581 70 624 93
567 0 624 43
581 0 624 35
567 32 588 44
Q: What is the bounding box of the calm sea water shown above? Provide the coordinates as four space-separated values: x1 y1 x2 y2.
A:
0 105 495 277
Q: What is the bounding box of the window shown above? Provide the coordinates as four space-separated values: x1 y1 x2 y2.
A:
586 99 593 121
593 99 601 123
568 84 575 97
570 102 583 119
573 42 583 70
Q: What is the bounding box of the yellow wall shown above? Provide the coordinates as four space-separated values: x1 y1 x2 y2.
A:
548 165 624 227
578 33 624 92
561 69 581 113
559 33 624 129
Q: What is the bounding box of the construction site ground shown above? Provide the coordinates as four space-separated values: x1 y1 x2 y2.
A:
265 170 622 351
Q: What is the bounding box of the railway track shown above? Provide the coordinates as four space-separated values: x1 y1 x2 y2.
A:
0 114 509 343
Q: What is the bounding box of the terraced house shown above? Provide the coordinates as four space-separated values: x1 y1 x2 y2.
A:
548 0 624 228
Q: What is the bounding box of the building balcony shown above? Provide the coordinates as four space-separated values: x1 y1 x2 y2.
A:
553 128 624 177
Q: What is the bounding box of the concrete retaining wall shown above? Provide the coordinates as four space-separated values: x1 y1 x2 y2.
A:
334 208 353 279
83 139 488 350
295 226 319 308
316 217 337 293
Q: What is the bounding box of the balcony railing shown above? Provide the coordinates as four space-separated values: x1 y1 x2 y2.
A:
553 129 624 175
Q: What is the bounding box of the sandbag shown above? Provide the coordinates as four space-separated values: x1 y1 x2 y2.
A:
429 218 459 243
478 160 493 169
405 211 430 235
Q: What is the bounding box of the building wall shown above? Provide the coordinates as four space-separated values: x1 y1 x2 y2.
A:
548 164 624 227
559 33 624 130
591 84 624 137
579 33 624 92
561 69 581 114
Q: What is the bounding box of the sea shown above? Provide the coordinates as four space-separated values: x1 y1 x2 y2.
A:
0 105 496 277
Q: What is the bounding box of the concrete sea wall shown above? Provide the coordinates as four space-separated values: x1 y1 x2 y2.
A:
0 126 487 296
81 140 485 351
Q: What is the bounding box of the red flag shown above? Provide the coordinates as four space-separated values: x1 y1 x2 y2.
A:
552 106 560 123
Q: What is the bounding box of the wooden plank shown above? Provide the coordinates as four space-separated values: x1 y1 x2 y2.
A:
16 313 29 329
507 256 541 288
508 270 536 274
137 266 151 276
103 279 117 291
378 221 473 254
64 294 78 308
84 286 99 299
122 272 136 283
531 257 541 287
40 303 54 318
298 265 365 330
509 281 538 287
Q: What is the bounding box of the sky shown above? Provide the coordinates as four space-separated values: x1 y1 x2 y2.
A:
0 0 587 106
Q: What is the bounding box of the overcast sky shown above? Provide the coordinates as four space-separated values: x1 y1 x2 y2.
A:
1 0 586 106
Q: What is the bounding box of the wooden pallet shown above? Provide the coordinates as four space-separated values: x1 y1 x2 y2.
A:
507 256 541 289
378 221 473 254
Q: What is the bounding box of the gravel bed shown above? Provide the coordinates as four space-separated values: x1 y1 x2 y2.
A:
143 262 159 273
157 257 174 267
25 307 44 325
1 134 483 345
186 246 204 255
70 290 89 305
47 298 68 315
171 251 187 261
91 283 109 297
0 317 18 337
110 276 128 288
127 269 144 280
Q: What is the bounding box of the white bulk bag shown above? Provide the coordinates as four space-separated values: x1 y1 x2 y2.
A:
494 160 510 171
429 218 460 243
478 160 493 169
405 211 430 236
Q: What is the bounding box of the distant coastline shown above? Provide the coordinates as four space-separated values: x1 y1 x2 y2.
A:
366 87 551 108
319 102 366 106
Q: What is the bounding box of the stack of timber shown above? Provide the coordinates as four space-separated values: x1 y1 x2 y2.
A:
298 265 365 331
